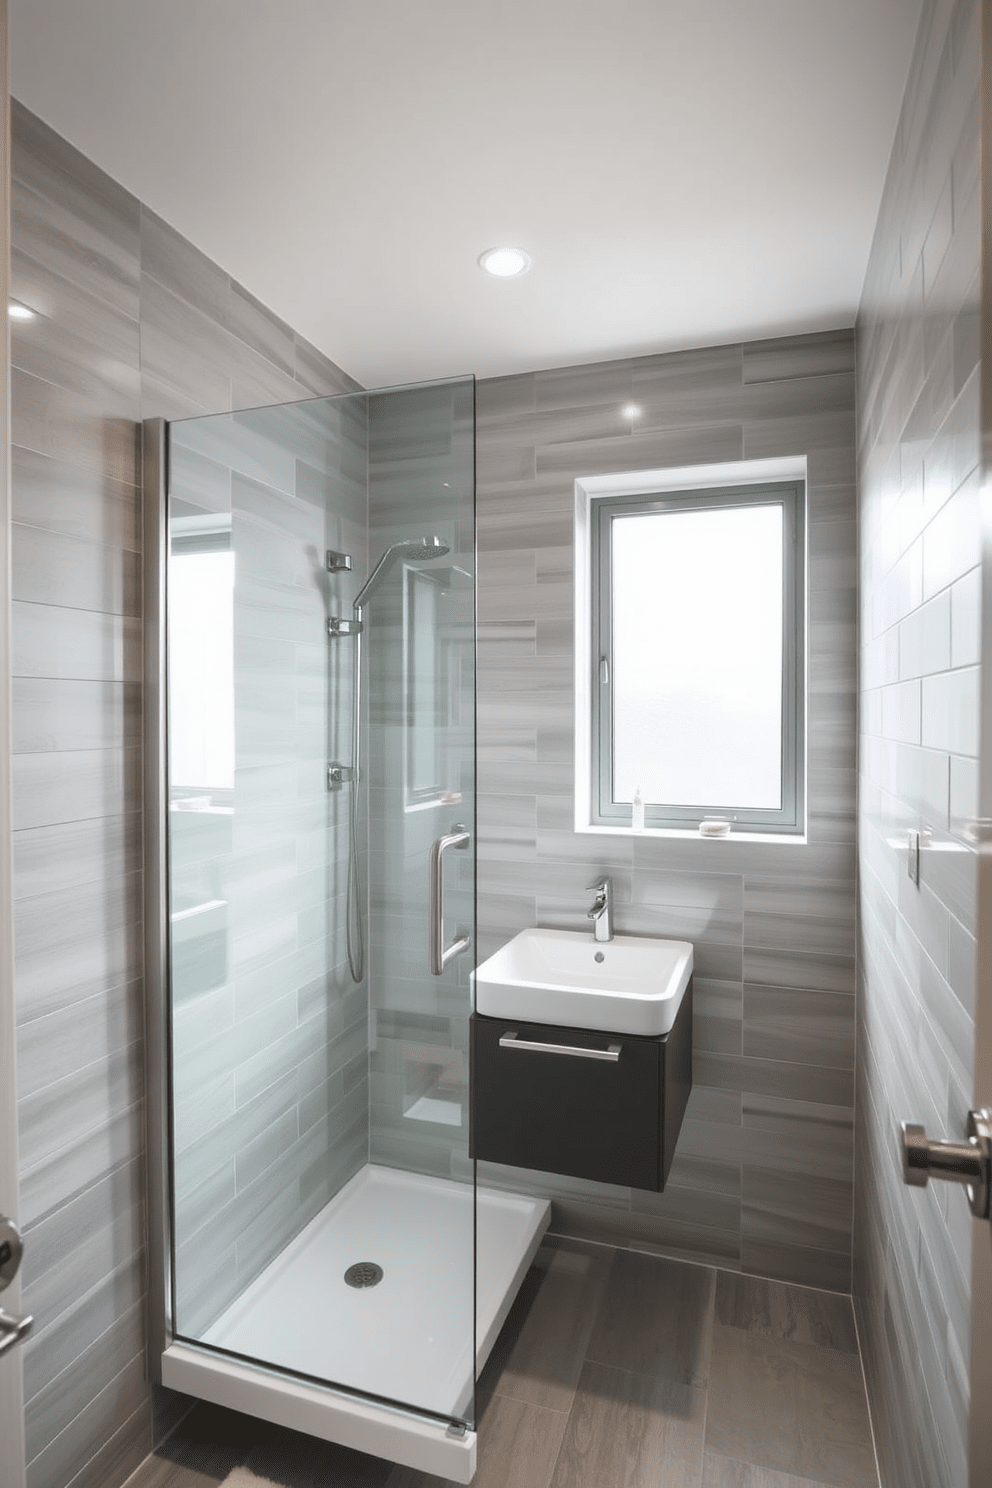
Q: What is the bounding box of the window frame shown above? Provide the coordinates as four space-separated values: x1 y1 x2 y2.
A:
589 478 806 835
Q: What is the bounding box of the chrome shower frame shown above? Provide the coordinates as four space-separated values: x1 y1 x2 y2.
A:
142 418 172 1378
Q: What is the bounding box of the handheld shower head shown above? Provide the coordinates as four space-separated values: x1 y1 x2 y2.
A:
353 536 450 611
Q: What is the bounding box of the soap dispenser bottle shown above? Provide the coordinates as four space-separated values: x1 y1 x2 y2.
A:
632 787 645 832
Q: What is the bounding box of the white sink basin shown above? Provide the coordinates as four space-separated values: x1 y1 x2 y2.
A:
474 928 693 1037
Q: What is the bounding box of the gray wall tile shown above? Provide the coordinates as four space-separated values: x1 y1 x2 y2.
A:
854 5 980 1487
476 331 857 1289
9 102 358 1488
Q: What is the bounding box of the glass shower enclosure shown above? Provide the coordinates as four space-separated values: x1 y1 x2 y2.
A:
142 378 548 1482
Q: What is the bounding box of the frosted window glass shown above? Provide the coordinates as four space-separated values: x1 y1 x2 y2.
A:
612 505 783 809
168 551 236 790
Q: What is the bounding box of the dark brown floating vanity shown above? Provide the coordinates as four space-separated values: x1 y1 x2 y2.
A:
471 979 692 1192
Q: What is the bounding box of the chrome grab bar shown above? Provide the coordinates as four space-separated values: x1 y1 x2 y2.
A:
429 828 470 975
0 1309 33 1358
499 1031 622 1062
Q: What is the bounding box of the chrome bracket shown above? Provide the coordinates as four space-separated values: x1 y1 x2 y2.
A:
325 550 353 573
327 763 358 790
327 616 363 637
901 1109 992 1219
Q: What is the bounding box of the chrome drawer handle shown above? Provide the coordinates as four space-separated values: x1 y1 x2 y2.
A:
499 1031 622 1062
429 828 471 975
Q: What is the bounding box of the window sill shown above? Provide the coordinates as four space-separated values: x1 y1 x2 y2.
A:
575 824 808 845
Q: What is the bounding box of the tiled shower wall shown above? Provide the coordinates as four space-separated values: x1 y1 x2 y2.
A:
9 102 356 1488
854 3 981 1486
475 332 859 1293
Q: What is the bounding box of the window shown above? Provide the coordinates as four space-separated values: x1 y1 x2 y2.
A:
583 473 805 836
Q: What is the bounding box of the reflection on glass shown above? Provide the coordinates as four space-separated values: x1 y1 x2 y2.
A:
168 518 235 793
405 566 443 804
612 503 784 808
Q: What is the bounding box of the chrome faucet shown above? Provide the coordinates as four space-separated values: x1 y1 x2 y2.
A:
586 876 613 943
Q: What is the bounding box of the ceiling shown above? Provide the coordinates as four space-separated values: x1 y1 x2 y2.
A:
11 0 922 388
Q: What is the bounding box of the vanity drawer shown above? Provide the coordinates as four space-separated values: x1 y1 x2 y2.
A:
471 980 692 1192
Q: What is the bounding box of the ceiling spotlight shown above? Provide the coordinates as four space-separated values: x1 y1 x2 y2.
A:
479 247 531 279
8 303 34 321
621 404 642 419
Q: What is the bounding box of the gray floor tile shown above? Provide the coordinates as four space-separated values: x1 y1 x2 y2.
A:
714 1272 859 1353
119 1402 256 1486
470 1394 568 1488
388 1393 568 1488
480 1242 606 1414
114 1252 879 1488
586 1249 716 1385
550 1361 706 1488
702 1449 843 1486
105 1439 237 1488
240 1423 395 1487
705 1324 876 1488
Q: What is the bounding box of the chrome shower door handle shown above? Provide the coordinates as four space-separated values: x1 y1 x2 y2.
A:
900 1109 992 1219
429 828 471 975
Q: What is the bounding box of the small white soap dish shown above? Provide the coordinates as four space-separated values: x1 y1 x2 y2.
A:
698 817 731 838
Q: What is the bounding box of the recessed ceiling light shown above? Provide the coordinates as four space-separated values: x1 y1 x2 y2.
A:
8 303 34 321
621 404 642 419
479 247 531 279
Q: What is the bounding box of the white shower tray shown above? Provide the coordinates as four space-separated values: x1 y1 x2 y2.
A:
162 1164 550 1482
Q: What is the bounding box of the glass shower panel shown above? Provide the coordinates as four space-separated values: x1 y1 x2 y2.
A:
366 382 476 1176
166 378 477 1431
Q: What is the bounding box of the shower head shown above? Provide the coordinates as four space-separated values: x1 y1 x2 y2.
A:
398 536 450 560
354 535 451 611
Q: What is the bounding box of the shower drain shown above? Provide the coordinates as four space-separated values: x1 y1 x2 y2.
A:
344 1261 384 1289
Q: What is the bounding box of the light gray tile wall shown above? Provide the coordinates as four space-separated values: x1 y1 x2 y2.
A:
9 101 357 1488
853 4 980 1487
475 332 858 1293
